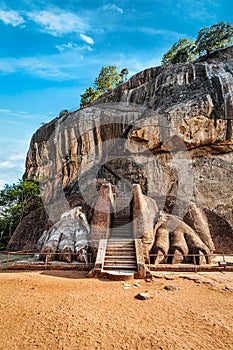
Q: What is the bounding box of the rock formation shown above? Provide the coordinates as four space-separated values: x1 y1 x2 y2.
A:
8 46 233 261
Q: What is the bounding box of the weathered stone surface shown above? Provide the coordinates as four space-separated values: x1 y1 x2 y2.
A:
90 182 115 246
8 46 233 255
7 207 50 251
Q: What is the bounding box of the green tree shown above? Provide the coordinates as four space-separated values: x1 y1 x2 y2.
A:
94 65 121 93
119 68 129 84
80 87 99 108
161 21 233 65
80 65 128 107
0 179 43 249
59 109 69 118
162 38 196 65
195 22 233 57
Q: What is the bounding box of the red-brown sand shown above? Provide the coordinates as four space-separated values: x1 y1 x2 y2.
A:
0 270 233 350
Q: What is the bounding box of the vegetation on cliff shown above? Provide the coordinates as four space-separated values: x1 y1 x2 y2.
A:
162 21 233 64
0 179 42 249
80 65 128 107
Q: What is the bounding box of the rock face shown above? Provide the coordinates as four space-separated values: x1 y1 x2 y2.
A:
7 207 50 251
9 46 233 254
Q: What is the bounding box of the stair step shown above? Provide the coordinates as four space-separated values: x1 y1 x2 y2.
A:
104 270 135 280
105 253 135 257
108 242 134 245
110 235 133 237
112 223 131 226
105 257 136 261
105 260 136 264
111 229 132 232
111 230 132 232
112 224 131 226
110 232 133 234
106 248 135 250
104 260 136 265
104 265 137 269
111 232 132 234
108 239 134 241
111 229 131 230
107 247 135 251
103 265 136 270
107 238 134 246
111 236 133 238
107 246 134 248
112 220 131 222
106 246 135 250
107 243 134 246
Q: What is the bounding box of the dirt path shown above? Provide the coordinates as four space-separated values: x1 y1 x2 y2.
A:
0 271 233 350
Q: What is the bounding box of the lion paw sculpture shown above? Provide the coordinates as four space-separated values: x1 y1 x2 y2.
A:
37 207 90 263
150 211 213 264
139 198 215 266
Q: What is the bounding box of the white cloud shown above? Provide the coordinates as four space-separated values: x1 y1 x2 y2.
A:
0 158 25 170
9 153 26 162
0 160 16 169
55 42 92 52
55 42 78 52
102 4 124 14
0 136 30 188
0 9 25 27
0 55 73 81
0 46 163 82
140 27 188 40
80 34 94 45
0 109 11 113
0 167 25 189
0 109 54 127
27 9 88 36
0 52 90 81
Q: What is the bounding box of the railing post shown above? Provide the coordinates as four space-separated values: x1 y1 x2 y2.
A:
45 254 47 270
6 252 10 270
193 254 197 273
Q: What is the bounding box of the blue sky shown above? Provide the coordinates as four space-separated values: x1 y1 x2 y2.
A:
0 0 232 188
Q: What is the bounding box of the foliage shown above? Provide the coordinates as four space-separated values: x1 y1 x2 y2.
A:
162 38 196 65
80 65 128 107
59 109 69 118
0 179 43 249
80 87 99 108
161 21 233 65
195 22 233 56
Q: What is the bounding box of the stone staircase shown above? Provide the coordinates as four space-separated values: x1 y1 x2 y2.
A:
92 185 146 280
103 239 137 274
110 212 133 239
102 212 137 276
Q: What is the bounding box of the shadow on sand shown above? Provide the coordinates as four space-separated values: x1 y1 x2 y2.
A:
40 270 89 280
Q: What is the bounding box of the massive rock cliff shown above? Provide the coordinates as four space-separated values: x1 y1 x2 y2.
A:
8 46 233 253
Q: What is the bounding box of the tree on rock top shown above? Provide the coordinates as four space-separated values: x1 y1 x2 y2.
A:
80 65 128 107
80 87 99 108
162 38 196 65
162 21 233 65
195 22 233 57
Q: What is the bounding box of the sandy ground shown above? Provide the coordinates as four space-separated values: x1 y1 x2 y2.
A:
0 270 233 350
